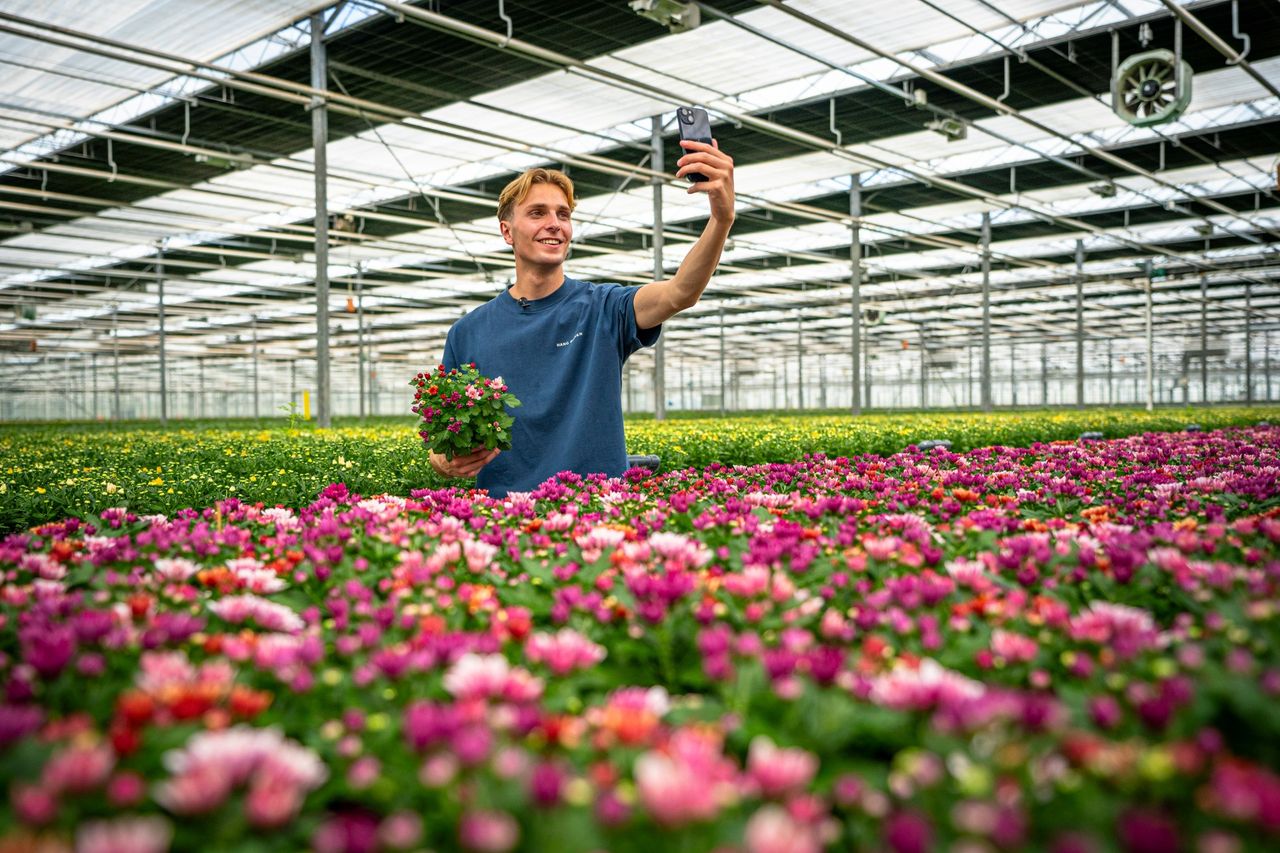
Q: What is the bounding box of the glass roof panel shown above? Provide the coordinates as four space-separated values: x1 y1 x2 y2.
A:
0 1 330 155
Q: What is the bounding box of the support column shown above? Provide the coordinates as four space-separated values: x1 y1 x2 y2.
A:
651 115 666 421
1245 280 1253 404
850 173 862 415
677 356 685 410
157 251 167 425
967 344 974 408
1041 340 1049 406
311 12 332 428
980 212 992 411
783 346 789 408
796 314 804 410
91 353 98 420
733 359 742 410
357 274 366 419
1144 260 1154 411
252 316 259 420
1107 338 1113 404
864 339 872 408
1075 239 1085 408
719 305 726 417
1010 342 1018 407
818 355 827 409
1267 331 1272 402
1200 276 1208 403
112 305 120 421
198 357 205 419
918 325 927 409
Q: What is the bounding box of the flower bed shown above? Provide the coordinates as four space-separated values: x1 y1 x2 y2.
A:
2 407 1277 533
1 427 1279 851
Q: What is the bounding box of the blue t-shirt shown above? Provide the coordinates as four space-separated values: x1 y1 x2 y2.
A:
441 277 660 496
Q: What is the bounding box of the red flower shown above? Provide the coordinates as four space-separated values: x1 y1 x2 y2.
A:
127 594 153 620
109 724 141 757
229 685 273 720
116 691 155 727
168 688 216 721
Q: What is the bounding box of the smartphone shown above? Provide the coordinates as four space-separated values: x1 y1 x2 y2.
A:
676 106 712 182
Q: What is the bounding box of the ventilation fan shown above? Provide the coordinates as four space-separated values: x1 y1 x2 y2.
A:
862 308 885 326
1112 49 1192 127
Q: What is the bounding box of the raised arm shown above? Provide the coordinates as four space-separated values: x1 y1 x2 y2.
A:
633 139 735 330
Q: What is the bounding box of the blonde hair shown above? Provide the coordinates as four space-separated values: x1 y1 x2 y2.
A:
496 168 576 222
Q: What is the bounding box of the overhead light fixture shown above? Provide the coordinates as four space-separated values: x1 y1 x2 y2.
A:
194 153 242 170
1090 181 1117 198
629 0 700 33
925 117 966 142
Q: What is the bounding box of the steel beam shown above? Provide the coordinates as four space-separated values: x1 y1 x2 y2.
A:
981 212 992 411
357 275 366 419
1200 276 1208 403
311 12 332 429
252 315 259 420
1152 257 1162 409
719 305 726 417
918 325 927 409
1246 280 1253 404
797 313 804 410
651 115 666 421
850 173 862 415
112 305 120 421
1075 239 1084 408
157 251 167 425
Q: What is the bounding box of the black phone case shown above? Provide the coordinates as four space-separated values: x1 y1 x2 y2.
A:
677 107 712 182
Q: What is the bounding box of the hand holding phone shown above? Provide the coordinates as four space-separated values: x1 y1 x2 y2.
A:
676 106 713 182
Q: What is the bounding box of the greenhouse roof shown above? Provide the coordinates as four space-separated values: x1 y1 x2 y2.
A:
0 0 1277 378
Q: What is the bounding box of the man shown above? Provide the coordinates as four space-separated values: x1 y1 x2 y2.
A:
430 136 734 496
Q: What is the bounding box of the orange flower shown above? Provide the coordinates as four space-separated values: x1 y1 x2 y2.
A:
229 685 273 719
116 690 155 727
1081 505 1114 524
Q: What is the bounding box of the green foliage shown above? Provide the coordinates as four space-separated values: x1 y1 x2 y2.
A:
410 364 521 460
1 406 1275 533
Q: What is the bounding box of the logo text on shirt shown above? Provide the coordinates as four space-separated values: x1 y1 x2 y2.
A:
556 331 584 348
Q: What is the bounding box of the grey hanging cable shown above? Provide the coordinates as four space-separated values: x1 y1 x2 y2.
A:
1227 0 1250 64
328 68 493 280
497 0 513 48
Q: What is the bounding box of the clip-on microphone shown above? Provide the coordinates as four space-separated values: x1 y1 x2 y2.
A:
518 296 530 310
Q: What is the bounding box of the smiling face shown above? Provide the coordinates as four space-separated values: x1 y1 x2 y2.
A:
500 183 573 270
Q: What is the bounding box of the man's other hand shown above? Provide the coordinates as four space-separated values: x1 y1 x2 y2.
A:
430 446 499 478
676 138 735 224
